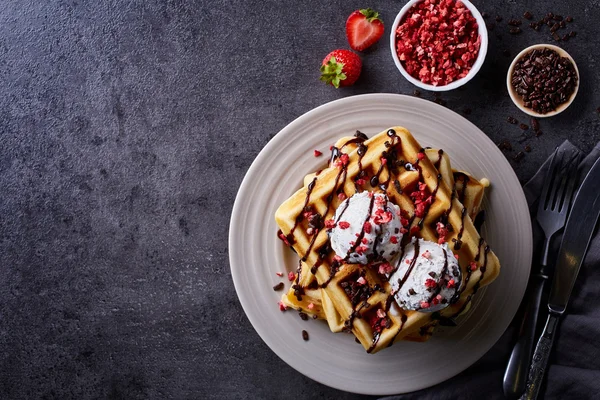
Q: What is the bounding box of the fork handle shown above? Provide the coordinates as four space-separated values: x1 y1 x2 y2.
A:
503 273 546 398
520 312 560 400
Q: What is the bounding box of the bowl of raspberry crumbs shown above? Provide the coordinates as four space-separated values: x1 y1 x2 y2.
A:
391 0 488 91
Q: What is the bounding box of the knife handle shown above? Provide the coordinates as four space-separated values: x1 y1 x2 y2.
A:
503 274 546 398
520 312 560 400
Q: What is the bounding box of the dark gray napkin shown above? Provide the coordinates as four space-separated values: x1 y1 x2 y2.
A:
381 141 600 400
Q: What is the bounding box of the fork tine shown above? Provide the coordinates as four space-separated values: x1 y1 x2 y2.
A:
538 150 559 212
547 150 568 210
559 153 582 213
549 151 574 210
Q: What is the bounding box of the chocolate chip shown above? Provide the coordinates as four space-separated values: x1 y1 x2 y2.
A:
508 19 522 26
413 89 421 97
531 118 540 131
554 15 563 21
535 130 543 137
482 11 490 19
434 98 447 106
552 32 561 41
302 330 309 341
566 16 573 23
507 116 518 124
408 288 416 295
519 123 529 130
495 15 503 22
498 140 512 151
273 282 284 291
299 312 308 321
524 11 533 20
510 27 522 34
513 152 525 162
569 31 577 38
525 145 532 153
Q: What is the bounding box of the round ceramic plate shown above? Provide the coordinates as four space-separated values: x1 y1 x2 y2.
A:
229 94 532 395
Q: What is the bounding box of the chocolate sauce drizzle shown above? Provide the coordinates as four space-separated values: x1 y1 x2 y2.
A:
448 241 490 319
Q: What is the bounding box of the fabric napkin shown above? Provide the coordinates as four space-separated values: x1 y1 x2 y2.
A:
381 141 600 400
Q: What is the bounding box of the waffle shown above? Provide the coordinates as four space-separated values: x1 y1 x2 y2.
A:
275 127 500 353
282 142 489 341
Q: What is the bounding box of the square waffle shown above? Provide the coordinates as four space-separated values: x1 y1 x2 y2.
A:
275 127 500 353
281 142 489 342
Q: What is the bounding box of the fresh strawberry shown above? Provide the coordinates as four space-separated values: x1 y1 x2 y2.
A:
346 8 384 51
320 50 362 88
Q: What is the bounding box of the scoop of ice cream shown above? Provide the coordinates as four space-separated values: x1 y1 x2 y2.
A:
389 238 462 313
328 191 403 264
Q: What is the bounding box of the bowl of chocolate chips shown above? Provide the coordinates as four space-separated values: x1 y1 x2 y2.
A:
507 44 579 117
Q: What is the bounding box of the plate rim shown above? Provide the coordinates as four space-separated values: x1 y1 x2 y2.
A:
229 93 532 395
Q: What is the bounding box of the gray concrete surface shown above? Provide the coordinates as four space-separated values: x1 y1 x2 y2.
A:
0 0 598 399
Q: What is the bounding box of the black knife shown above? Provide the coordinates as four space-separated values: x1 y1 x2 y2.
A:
521 156 600 400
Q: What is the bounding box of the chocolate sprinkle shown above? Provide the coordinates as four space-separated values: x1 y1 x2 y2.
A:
302 330 309 341
272 282 284 291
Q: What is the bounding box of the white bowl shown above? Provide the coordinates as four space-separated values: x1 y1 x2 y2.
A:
506 44 579 118
390 0 488 92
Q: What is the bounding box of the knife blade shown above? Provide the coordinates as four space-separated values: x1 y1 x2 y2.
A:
521 156 600 400
549 156 600 314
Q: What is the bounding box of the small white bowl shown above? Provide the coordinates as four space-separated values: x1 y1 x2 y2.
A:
506 44 579 118
390 0 488 92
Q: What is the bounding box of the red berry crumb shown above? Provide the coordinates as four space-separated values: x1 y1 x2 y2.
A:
276 272 284 277
417 152 426 160
357 276 367 285
288 271 295 281
447 279 456 288
470 261 478 271
338 221 350 229
420 301 430 309
278 301 288 311
338 192 347 201
363 221 372 234
325 219 336 229
422 250 431 259
379 263 393 275
314 149 323 157
390 236 398 244
425 278 437 288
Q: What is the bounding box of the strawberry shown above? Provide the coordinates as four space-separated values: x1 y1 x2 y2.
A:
320 50 362 88
346 8 384 51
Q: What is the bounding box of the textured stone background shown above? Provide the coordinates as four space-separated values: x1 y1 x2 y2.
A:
0 0 598 399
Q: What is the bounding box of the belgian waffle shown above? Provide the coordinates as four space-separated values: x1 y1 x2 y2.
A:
281 141 489 342
275 127 500 353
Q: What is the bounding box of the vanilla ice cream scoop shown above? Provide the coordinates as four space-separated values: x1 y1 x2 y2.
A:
389 238 462 313
328 192 403 264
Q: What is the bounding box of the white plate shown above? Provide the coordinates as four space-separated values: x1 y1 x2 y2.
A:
229 93 532 395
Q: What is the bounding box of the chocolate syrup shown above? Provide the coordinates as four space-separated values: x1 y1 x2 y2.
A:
286 177 318 244
448 243 489 319
343 194 376 262
453 207 467 250
433 149 444 170
386 313 408 348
